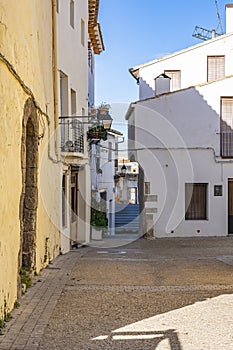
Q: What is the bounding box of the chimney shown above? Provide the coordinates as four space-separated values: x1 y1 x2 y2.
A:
226 4 233 33
154 73 171 96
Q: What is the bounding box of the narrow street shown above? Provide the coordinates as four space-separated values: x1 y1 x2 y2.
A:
1 237 233 350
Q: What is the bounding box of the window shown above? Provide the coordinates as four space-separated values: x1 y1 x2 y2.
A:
71 173 78 222
220 97 233 157
62 175 67 227
214 185 223 196
115 143 118 167
207 56 225 81
96 146 100 172
70 0 74 28
164 70 181 91
88 41 94 72
185 183 207 220
145 182 150 195
108 142 112 161
81 19 85 46
60 71 68 116
71 89 76 116
128 188 137 204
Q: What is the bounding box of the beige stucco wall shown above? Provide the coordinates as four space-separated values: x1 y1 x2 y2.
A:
0 0 60 318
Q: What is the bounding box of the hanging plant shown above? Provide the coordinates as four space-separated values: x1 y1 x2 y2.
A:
87 125 107 141
98 102 111 115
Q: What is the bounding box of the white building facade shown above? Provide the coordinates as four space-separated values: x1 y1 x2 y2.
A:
126 4 233 238
130 4 233 101
57 0 104 251
90 130 123 235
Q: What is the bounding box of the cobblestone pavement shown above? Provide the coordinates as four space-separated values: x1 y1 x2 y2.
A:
1 237 233 350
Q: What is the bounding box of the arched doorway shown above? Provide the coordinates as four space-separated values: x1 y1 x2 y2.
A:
19 98 39 293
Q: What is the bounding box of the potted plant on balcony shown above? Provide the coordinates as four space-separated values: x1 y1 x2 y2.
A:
91 197 108 240
87 125 107 141
98 102 111 115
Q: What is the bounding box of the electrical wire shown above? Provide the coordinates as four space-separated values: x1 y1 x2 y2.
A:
0 51 70 167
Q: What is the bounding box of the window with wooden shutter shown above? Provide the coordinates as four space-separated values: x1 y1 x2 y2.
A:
70 0 75 28
207 56 225 81
185 183 207 220
164 70 181 91
221 97 233 157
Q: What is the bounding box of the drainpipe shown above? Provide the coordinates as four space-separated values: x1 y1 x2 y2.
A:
52 0 59 158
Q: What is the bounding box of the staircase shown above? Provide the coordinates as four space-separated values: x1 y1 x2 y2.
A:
115 204 139 233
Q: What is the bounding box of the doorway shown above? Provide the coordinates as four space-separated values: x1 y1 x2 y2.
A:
19 98 39 289
228 179 233 234
70 171 78 242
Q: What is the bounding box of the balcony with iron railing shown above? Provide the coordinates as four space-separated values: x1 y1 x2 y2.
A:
59 117 85 154
221 132 233 158
59 108 113 155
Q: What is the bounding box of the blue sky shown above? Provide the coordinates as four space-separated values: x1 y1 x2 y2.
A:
95 0 227 105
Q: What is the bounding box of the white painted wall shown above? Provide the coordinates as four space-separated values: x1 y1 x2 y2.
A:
90 133 119 235
138 33 233 100
137 148 230 237
57 1 90 248
88 45 95 108
134 77 233 156
127 76 233 237
226 4 233 33
57 1 88 114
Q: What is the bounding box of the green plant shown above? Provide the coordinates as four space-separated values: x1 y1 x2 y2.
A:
0 319 5 335
91 197 108 229
44 237 49 263
20 268 32 289
14 300 20 309
87 125 107 141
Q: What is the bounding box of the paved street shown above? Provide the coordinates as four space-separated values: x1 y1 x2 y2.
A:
1 237 233 350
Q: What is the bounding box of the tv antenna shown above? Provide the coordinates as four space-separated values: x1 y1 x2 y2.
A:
192 0 224 41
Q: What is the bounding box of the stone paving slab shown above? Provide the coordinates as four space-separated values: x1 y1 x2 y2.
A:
0 250 85 350
1 237 233 350
64 283 233 292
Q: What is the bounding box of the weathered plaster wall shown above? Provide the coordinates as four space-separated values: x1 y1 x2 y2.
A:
0 1 60 318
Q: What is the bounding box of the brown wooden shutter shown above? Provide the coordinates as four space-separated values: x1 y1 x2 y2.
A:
164 70 181 91
185 183 207 220
221 97 233 157
207 56 225 81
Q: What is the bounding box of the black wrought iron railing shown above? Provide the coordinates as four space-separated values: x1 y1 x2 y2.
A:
59 117 84 153
221 132 233 158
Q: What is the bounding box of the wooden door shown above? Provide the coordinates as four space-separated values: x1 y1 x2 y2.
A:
71 172 78 242
228 180 233 234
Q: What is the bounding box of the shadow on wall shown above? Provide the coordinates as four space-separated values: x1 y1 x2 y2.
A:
127 87 233 235
139 77 155 100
